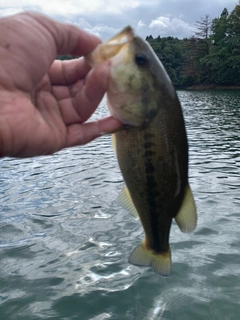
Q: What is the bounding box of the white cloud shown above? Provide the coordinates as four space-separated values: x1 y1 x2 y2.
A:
137 20 146 29
0 8 23 16
149 16 195 38
89 24 118 39
0 0 141 17
0 0 235 40
63 18 118 40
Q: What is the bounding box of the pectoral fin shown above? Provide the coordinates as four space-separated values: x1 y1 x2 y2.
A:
129 242 171 276
117 185 139 218
175 184 197 233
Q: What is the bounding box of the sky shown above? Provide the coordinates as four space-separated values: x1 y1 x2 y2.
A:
0 0 237 40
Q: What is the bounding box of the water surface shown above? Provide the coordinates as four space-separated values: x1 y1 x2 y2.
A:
0 90 240 319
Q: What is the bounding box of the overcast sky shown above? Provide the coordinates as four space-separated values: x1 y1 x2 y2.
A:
0 0 237 40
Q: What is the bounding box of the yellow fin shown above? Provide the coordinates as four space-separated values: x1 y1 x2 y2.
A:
112 134 116 155
129 242 171 276
175 184 197 233
117 185 139 218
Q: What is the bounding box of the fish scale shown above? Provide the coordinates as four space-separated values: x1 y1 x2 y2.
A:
116 114 178 254
86 26 197 275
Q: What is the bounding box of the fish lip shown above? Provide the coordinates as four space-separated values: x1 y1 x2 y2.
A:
106 26 135 45
85 26 136 66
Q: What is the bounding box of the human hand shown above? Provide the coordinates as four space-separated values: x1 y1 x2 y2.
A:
0 12 122 157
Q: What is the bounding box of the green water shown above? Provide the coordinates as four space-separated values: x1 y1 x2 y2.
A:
0 90 240 319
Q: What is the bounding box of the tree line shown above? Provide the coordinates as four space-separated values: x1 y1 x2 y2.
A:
57 4 240 88
146 5 240 87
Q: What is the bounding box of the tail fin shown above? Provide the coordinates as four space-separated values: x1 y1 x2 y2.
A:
128 242 171 276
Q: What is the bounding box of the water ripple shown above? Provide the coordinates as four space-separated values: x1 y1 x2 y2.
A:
0 93 240 319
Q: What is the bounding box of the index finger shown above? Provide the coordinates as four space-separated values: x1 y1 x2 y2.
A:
1 12 102 90
48 58 91 86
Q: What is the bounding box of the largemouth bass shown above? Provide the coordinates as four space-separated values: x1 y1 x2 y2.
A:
85 27 197 276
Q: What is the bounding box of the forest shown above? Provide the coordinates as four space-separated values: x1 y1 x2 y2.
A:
146 4 240 87
58 4 240 88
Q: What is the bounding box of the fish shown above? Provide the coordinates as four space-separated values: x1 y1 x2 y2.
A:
85 26 197 276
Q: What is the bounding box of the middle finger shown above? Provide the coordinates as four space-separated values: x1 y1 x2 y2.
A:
48 58 91 86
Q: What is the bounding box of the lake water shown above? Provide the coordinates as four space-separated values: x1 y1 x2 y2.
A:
0 90 240 320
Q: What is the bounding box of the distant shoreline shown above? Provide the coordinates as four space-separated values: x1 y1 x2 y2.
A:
177 84 240 90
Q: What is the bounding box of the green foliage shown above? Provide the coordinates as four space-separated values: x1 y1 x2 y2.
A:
202 5 240 85
146 36 186 86
146 4 240 87
56 5 240 87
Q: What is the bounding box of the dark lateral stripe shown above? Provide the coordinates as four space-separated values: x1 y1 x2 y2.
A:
144 150 156 157
144 132 155 139
145 162 155 174
143 131 163 252
144 141 155 149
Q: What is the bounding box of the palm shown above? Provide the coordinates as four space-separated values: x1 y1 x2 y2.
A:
0 12 121 157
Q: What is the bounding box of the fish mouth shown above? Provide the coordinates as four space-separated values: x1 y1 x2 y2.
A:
85 26 147 127
85 26 135 66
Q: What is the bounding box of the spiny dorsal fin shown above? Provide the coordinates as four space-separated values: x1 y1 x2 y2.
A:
175 184 197 233
117 185 139 218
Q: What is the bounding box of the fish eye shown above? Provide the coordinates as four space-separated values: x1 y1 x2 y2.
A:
135 52 148 67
